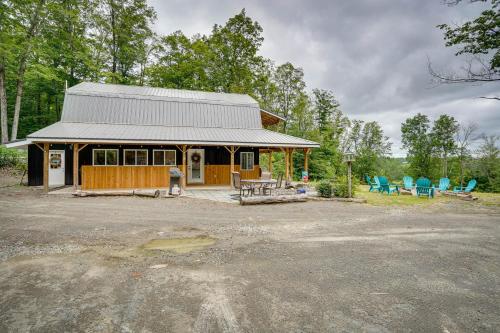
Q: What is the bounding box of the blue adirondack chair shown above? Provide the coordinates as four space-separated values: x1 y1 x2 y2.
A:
403 176 414 190
453 179 477 193
416 177 434 198
378 176 400 195
365 175 379 192
436 178 450 191
373 176 382 192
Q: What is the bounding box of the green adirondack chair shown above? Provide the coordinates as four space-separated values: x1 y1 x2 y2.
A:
378 176 400 195
436 178 450 191
453 179 477 193
416 177 434 198
373 176 382 192
365 175 379 192
402 176 414 190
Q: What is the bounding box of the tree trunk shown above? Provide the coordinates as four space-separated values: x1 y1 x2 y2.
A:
443 153 448 178
10 59 27 141
10 0 46 141
0 60 8 143
460 158 464 188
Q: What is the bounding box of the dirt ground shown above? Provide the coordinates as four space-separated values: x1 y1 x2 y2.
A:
1 176 499 332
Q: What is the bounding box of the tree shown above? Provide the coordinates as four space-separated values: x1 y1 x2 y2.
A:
431 0 500 87
8 0 48 141
347 120 392 179
312 89 340 133
401 113 434 177
147 32 210 90
274 62 306 133
475 134 499 191
431 114 459 177
206 9 264 94
455 122 478 187
91 0 156 84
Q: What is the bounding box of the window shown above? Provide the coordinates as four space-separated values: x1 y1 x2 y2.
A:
240 152 254 170
93 149 118 166
153 150 177 166
124 149 148 166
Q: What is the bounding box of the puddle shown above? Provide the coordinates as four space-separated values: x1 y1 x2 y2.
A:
142 236 216 253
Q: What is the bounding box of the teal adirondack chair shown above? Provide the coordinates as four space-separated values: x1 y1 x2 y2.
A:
378 176 400 195
416 177 434 198
453 179 477 193
436 178 450 191
402 176 414 190
365 175 379 192
373 176 382 192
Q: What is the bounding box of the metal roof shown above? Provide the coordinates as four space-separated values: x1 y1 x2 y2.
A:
24 82 319 148
27 122 320 148
63 82 261 129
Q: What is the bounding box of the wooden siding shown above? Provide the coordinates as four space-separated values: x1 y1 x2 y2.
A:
81 166 170 190
204 165 260 185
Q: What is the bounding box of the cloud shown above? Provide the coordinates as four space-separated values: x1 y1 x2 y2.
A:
148 0 499 155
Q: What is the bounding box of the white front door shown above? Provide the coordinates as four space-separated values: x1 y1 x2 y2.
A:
187 149 204 184
49 150 65 186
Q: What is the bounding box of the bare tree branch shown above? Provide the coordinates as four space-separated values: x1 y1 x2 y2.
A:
478 96 500 100
428 56 500 84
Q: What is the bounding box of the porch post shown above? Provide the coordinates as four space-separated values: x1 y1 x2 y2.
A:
289 148 294 181
43 143 49 193
304 148 309 174
73 143 79 190
182 145 187 188
268 150 272 173
230 146 235 187
284 148 289 180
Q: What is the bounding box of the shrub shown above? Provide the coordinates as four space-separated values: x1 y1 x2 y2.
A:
316 180 334 198
0 146 27 171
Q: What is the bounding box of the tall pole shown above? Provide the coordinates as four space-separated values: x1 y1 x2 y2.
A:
347 161 352 198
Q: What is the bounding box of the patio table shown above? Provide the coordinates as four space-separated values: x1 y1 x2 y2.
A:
241 179 277 195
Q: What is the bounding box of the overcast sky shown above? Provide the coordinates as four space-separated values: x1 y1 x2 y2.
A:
149 0 499 156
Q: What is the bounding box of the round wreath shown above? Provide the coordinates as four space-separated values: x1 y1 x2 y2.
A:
191 152 201 162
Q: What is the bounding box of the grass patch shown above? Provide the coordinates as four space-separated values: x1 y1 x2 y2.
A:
356 186 448 206
356 185 500 207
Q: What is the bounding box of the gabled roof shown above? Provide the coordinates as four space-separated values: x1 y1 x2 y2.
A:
26 82 319 148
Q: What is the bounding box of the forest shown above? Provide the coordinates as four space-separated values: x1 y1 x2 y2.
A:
0 0 498 192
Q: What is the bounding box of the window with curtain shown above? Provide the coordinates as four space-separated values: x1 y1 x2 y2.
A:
92 149 118 166
153 150 176 166
124 149 148 165
240 152 254 170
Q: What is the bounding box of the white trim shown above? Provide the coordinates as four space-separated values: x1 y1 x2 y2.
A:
27 138 319 148
92 148 118 166
123 149 148 166
152 149 177 166
240 151 254 171
4 139 32 149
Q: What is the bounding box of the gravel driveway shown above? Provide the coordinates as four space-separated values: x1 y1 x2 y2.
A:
0 184 499 332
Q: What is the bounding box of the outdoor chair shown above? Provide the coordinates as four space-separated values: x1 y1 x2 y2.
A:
264 172 283 196
232 172 253 197
372 176 382 192
436 178 450 192
402 176 414 191
261 172 272 180
416 177 434 198
365 175 379 192
378 176 400 195
453 179 477 194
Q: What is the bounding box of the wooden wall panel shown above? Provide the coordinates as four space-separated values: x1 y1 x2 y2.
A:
81 166 170 190
235 165 260 180
201 165 261 185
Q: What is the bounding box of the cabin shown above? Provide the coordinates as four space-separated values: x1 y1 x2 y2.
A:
8 82 319 192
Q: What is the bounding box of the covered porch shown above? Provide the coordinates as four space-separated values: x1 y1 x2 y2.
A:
29 142 312 193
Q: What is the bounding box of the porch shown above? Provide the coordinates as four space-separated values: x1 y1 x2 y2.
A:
33 142 312 192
